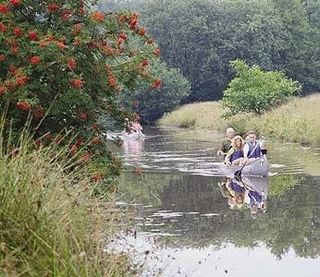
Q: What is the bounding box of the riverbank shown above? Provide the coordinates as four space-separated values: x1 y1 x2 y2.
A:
0 135 133 276
159 94 320 146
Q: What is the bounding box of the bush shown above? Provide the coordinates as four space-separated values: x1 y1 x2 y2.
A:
0 0 160 186
222 59 301 116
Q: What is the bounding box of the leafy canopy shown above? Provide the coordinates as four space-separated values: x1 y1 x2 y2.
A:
222 59 301 117
0 0 160 186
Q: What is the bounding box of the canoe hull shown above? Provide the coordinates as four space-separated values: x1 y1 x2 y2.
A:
222 155 269 177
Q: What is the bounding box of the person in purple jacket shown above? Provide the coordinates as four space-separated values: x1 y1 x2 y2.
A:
224 135 245 165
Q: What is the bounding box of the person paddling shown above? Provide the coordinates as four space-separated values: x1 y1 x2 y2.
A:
224 135 245 165
217 127 235 157
243 130 262 164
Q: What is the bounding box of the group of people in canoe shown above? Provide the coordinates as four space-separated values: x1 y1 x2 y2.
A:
124 113 144 137
217 127 267 166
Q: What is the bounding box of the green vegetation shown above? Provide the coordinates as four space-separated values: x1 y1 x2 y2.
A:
159 94 320 146
119 59 191 123
222 60 300 117
0 132 133 276
0 0 163 191
247 95 320 145
103 0 320 101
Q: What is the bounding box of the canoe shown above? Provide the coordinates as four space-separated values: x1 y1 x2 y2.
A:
221 155 269 177
122 130 145 140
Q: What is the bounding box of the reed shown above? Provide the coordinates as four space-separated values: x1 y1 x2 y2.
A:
0 129 133 276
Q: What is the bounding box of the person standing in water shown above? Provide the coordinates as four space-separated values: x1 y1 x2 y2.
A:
217 127 235 157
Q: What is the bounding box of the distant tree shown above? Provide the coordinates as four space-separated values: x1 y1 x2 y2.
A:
222 60 301 117
119 59 191 122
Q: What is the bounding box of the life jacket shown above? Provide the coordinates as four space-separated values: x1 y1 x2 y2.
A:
230 149 243 162
246 141 262 158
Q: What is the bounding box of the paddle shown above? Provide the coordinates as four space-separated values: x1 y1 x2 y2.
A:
234 140 261 180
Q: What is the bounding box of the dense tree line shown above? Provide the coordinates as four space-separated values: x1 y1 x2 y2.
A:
99 0 320 103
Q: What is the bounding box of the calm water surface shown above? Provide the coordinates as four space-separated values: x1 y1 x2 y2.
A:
112 127 320 277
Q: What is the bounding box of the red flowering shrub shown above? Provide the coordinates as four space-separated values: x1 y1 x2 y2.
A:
0 0 160 191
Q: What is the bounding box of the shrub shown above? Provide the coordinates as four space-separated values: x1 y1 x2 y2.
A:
0 0 159 186
222 59 301 117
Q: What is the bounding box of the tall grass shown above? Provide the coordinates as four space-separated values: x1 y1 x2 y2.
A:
159 94 320 146
247 95 320 145
159 102 225 130
0 130 132 276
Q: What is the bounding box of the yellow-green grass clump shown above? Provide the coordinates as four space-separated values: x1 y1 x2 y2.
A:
159 102 225 130
0 133 132 276
159 94 320 146
247 94 320 145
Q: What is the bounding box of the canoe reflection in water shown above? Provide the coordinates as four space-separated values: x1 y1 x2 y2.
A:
218 176 269 218
123 135 145 171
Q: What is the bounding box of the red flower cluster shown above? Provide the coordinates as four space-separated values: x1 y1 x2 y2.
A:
0 4 9 13
90 11 105 22
67 57 76 70
16 101 31 111
9 0 21 6
13 27 23 36
151 79 162 89
0 22 7 32
138 27 146 36
109 78 116 87
129 12 138 30
107 67 117 88
92 174 103 182
29 55 41 65
141 59 149 67
16 75 28 86
71 78 83 88
79 111 88 121
28 31 38 41
47 3 59 12
117 32 127 46
81 151 91 162
0 86 6 95
154 48 160 56
61 9 72 20
72 23 83 35
56 41 67 50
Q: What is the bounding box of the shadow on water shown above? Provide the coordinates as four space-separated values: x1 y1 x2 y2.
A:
112 127 320 276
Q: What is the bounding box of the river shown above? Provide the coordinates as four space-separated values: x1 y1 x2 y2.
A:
111 127 320 277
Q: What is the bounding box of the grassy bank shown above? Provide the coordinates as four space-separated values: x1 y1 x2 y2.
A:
0 134 132 276
159 102 225 129
159 94 320 146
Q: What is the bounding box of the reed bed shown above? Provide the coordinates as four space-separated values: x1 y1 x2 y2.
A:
0 130 133 276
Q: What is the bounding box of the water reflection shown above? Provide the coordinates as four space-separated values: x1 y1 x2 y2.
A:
115 128 320 276
123 136 145 167
219 177 269 218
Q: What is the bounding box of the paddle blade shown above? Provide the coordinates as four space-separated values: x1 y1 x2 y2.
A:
234 170 242 179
